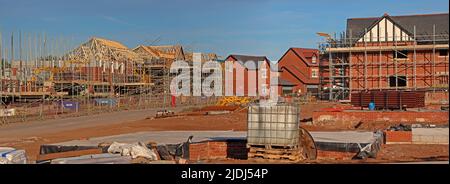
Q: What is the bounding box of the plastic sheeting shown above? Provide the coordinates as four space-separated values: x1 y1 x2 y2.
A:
312 131 384 160
0 147 27 164
50 153 131 164
107 142 158 160
355 130 384 159
40 145 99 155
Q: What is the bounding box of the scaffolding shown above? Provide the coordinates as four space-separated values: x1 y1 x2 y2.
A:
320 25 449 101
0 32 219 124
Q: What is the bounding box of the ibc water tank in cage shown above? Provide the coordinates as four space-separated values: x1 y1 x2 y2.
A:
247 103 300 148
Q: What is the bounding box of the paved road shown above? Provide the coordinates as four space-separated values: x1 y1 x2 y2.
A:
0 106 191 143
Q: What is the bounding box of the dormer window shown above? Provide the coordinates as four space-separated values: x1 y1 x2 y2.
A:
312 56 317 64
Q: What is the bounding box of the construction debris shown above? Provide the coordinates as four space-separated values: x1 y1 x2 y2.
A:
155 110 175 118
387 124 412 131
355 130 383 159
0 147 27 164
0 108 16 117
107 142 158 160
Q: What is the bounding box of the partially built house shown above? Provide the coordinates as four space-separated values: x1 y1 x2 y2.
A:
320 13 449 102
0 32 219 122
61 37 148 97
133 45 185 95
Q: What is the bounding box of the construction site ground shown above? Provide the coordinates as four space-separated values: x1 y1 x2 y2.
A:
0 101 448 163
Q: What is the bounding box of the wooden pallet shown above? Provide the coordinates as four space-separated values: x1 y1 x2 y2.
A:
248 152 299 161
248 146 300 161
247 144 298 150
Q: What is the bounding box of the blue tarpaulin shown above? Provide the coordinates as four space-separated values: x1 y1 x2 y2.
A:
61 101 79 110
94 98 117 106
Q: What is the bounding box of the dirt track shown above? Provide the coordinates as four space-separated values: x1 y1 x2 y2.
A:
0 111 248 161
0 102 448 163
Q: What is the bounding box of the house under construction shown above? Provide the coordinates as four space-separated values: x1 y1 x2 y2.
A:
133 45 185 94
0 34 198 105
320 13 449 101
60 37 149 97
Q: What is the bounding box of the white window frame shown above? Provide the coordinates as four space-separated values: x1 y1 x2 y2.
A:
226 64 234 73
311 56 317 64
260 68 268 79
261 84 268 96
311 68 318 78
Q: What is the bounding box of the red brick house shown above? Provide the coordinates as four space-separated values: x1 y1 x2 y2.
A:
277 48 320 96
322 13 449 101
224 54 272 97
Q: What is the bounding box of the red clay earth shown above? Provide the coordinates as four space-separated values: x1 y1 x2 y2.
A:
1 111 248 161
0 102 448 163
199 144 449 164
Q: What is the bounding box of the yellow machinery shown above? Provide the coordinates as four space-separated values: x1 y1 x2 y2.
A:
32 66 67 82
31 60 86 82
31 59 84 82
217 96 251 106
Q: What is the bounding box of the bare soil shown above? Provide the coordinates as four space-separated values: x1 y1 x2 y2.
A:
0 101 448 163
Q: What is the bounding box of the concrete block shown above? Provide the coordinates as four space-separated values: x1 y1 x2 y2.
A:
412 127 449 144
317 115 335 122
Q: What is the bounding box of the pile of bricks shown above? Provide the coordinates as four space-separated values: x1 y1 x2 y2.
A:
189 140 248 161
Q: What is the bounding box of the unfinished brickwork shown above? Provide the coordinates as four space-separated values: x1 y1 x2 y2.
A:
320 13 449 101
384 131 413 144
189 140 248 161
312 110 449 124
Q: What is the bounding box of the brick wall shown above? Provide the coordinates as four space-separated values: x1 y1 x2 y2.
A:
189 140 248 161
278 48 320 95
384 131 412 144
425 91 449 105
349 50 449 90
313 110 449 124
224 56 272 97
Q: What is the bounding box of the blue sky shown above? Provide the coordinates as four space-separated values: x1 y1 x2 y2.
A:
0 0 448 60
